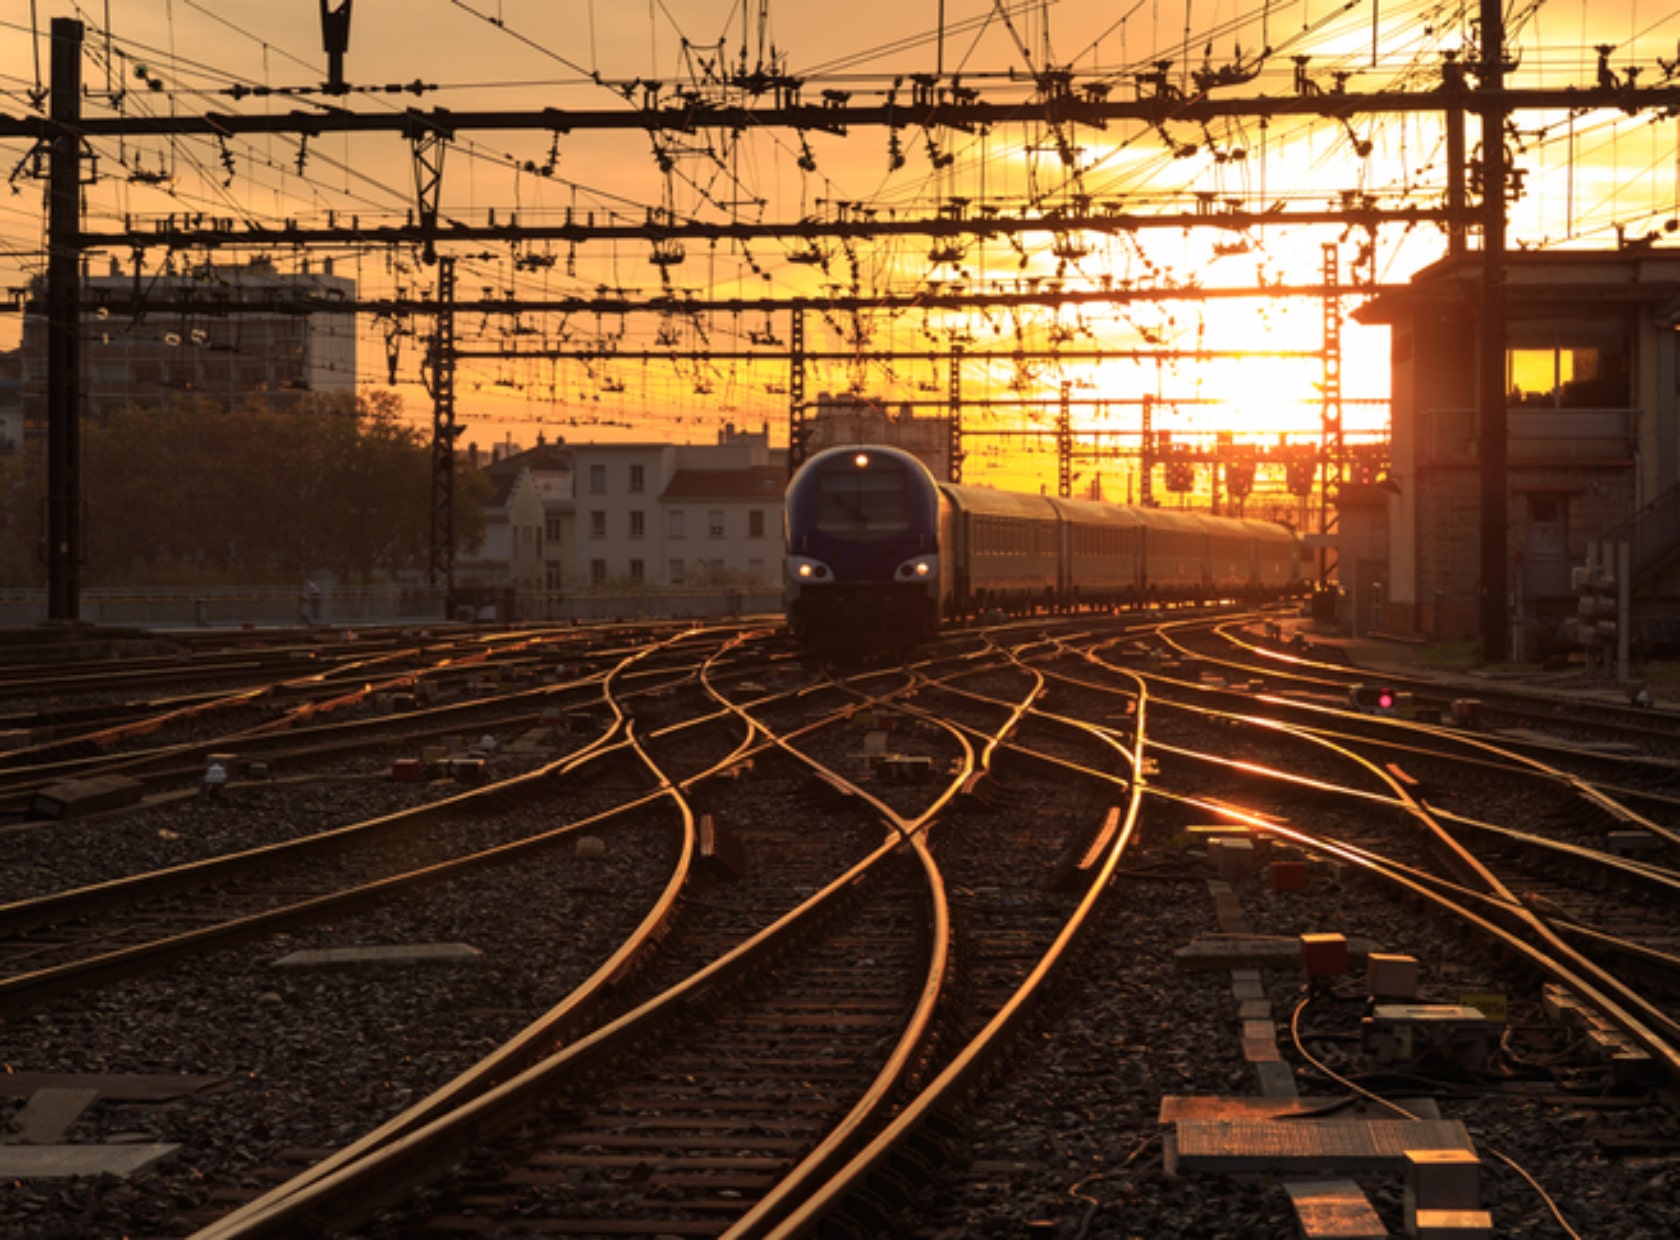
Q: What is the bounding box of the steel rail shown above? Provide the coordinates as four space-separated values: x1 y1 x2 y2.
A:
765 654 1148 1237
1141 693 1680 1082
195 638 987 1237
1164 773 1680 1081
192 632 774 1236
0 632 735 985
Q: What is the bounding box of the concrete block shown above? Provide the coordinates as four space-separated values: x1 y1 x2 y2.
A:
1368 953 1420 1000
1172 1117 1474 1174
0 1144 179 1179
1300 932 1349 978
7 1089 98 1144
1412 1208 1493 1238
30 774 144 821
1607 830 1658 856
0 1073 225 1101
1285 1179 1387 1239
1176 937 1377 973
1269 860 1309 891
1405 1148 1480 1216
1254 1060 1299 1099
274 943 482 972
1231 969 1265 992
1216 837 1257 881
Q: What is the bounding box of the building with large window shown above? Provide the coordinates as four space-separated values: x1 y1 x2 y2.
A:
1354 250 1680 645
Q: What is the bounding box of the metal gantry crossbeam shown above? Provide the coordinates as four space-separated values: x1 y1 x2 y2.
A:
18 11 1680 655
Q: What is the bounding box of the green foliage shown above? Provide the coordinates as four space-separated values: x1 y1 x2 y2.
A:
0 441 46 588
1412 640 1482 672
0 391 485 588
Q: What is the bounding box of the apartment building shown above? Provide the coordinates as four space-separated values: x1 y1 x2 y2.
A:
570 424 786 592
21 255 356 420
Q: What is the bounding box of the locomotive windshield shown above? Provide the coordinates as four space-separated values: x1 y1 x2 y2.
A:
814 468 910 538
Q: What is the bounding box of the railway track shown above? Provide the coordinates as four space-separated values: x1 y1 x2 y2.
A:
3 613 1679 1238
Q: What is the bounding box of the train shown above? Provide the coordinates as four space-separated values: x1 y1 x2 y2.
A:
784 443 1305 647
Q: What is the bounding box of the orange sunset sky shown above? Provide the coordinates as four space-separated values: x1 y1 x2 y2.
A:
4 1 1680 494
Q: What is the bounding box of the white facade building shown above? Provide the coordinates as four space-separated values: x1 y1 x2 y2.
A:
456 440 574 608
458 424 785 619
570 424 786 592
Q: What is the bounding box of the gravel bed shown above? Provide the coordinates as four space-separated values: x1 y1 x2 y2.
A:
878 809 1680 1238
0 744 566 904
5 640 1679 1239
0 813 680 1239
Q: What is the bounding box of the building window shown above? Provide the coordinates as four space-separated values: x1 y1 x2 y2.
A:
629 464 645 493
545 567 563 591
591 558 607 584
749 509 765 538
629 510 645 538
589 463 607 494
669 558 685 585
629 558 644 583
590 510 606 538
545 514 564 542
1507 317 1630 409
668 509 685 538
748 558 765 582
708 509 725 538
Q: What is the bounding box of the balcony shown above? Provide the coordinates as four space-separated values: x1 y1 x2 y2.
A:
1420 406 1634 464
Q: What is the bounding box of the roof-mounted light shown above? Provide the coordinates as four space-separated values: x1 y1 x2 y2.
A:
853 452 870 468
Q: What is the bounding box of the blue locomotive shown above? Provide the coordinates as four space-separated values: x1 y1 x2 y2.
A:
784 443 1303 647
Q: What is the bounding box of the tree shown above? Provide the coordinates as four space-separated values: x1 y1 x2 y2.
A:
0 440 46 588
76 391 484 586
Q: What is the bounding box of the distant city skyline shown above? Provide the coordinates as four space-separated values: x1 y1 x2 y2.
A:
4 1 1679 494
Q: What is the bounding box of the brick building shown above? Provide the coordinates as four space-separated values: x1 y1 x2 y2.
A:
1354 250 1680 647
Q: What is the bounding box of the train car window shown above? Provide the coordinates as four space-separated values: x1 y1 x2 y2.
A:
815 469 910 537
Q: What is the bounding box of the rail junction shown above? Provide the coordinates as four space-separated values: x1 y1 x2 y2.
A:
0 610 1677 1236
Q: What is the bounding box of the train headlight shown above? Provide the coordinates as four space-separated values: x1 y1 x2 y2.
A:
895 555 938 581
790 557 831 581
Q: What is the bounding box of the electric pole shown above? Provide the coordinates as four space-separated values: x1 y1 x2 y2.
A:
45 18 83 622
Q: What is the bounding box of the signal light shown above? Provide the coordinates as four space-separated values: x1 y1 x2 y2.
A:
1349 684 1399 716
